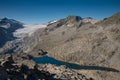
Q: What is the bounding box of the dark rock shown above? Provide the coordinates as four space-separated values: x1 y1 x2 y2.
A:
7 54 14 63
38 49 48 55
0 53 95 80
0 66 8 80
2 61 15 69
67 15 82 22
20 64 29 74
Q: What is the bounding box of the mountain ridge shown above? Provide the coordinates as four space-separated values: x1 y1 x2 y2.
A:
0 18 23 48
96 12 120 26
0 12 120 80
29 12 120 80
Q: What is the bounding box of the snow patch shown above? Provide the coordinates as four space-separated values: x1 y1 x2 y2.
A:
1 23 11 29
82 18 97 24
49 20 58 24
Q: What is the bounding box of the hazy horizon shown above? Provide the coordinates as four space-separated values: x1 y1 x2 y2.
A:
0 0 120 24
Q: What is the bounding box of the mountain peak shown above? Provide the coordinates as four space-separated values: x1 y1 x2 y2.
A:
1 17 9 21
110 12 120 19
97 12 120 25
84 17 93 19
66 15 82 22
0 17 22 25
114 12 120 16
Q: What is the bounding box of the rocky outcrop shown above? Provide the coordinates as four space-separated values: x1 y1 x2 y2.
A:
0 54 94 80
46 15 97 31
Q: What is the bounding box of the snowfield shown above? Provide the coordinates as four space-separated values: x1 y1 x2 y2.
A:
13 24 47 38
48 20 58 24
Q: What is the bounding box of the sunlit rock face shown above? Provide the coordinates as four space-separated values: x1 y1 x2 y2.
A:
31 13 120 80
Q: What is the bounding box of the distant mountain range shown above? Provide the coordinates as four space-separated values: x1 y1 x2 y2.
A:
0 15 97 54
0 17 23 47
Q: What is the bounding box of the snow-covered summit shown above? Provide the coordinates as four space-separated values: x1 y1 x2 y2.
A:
0 17 23 29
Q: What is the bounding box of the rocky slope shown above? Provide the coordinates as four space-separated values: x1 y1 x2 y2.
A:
30 12 120 80
0 53 94 80
0 16 97 54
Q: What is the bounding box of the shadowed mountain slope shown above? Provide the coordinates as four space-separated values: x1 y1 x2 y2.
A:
0 18 23 47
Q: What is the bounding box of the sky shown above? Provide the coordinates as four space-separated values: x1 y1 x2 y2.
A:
0 0 120 24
